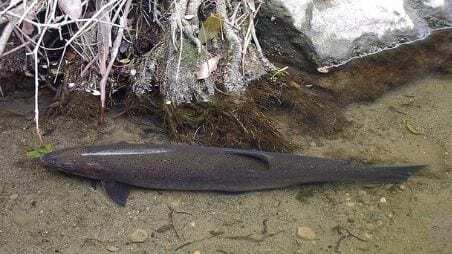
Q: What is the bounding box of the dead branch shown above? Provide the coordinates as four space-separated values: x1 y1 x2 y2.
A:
98 0 132 122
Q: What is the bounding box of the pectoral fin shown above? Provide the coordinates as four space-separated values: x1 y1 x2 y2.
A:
103 180 130 206
88 179 99 189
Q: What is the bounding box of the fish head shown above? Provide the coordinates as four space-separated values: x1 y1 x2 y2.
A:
40 147 105 179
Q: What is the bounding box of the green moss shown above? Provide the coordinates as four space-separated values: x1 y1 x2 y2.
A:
26 144 53 159
180 41 200 68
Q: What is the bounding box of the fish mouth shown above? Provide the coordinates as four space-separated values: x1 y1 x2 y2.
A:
40 152 60 169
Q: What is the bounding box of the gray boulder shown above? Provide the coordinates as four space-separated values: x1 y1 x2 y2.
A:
259 0 452 72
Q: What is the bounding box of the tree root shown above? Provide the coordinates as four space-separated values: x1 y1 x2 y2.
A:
161 0 271 104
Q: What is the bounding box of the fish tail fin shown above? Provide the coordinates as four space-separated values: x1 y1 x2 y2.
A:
347 165 427 183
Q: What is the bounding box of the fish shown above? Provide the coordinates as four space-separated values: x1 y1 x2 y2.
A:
40 142 425 206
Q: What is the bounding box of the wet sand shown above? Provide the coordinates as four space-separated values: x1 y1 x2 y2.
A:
1 75 451 254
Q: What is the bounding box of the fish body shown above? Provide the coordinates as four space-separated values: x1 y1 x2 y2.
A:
41 143 425 205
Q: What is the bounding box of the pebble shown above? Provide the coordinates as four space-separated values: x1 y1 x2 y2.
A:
106 246 119 252
366 223 375 231
379 197 387 203
358 190 367 196
345 197 355 207
13 213 32 226
192 251 201 254
9 194 18 200
346 201 355 207
345 196 355 207
297 226 316 240
368 211 385 221
128 229 148 243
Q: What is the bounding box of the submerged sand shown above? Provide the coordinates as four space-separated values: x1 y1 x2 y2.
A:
0 75 451 254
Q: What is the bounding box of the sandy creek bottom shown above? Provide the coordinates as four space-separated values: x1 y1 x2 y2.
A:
0 75 451 254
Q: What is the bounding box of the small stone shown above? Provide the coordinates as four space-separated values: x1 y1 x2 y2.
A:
106 246 119 252
9 194 18 200
13 213 32 226
192 251 202 254
345 199 355 207
398 184 407 190
368 211 385 222
128 229 148 243
379 197 387 203
358 190 367 196
297 226 316 240
366 223 376 231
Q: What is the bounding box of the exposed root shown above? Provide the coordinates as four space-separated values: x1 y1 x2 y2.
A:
1 0 345 151
98 0 133 123
249 74 348 136
122 65 347 151
162 94 295 152
0 21 14 57
217 0 245 92
170 0 202 53
46 91 101 121
162 0 270 104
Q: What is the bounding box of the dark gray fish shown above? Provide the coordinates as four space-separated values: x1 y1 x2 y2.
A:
40 142 425 206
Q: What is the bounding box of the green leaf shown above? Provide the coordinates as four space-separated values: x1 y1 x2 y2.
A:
26 144 53 159
199 14 223 44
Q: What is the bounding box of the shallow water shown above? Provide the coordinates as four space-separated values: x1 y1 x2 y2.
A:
1 75 451 253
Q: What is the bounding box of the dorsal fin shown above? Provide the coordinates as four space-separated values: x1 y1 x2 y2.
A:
224 149 272 170
116 141 130 146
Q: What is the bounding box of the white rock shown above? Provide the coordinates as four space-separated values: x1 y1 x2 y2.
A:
262 0 452 71
297 226 316 240
128 229 148 243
